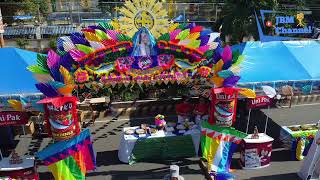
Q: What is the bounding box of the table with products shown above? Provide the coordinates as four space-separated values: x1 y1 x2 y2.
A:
280 124 318 160
118 123 200 164
0 156 39 179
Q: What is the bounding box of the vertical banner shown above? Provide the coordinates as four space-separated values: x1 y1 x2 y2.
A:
209 88 239 126
38 96 80 141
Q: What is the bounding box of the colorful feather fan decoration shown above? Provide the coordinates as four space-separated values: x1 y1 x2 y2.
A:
37 129 96 180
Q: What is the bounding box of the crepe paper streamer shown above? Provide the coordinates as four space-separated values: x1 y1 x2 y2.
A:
60 66 74 85
69 50 86 62
211 77 224 88
32 74 53 84
231 51 240 63
170 29 181 41
190 26 204 33
296 137 305 161
291 140 298 160
222 61 232 70
303 138 313 156
178 39 191 46
35 83 60 97
93 63 114 75
230 66 240 75
71 33 90 46
261 86 277 98
187 40 201 48
99 22 114 30
198 45 210 53
175 60 199 70
208 33 221 43
223 76 240 87
214 60 224 74
221 46 232 63
37 129 96 180
218 70 234 79
7 100 23 111
158 33 170 41
37 54 49 71
89 41 104 50
28 65 50 74
176 29 190 40
200 29 212 37
187 32 200 40
100 39 117 47
95 29 110 40
50 65 63 82
233 55 245 66
213 50 222 63
199 35 209 46
106 30 119 40
239 88 256 98
168 23 180 32
58 85 74 96
47 50 60 69
75 44 95 54
83 32 100 42
47 81 65 89
212 172 236 180
59 54 73 71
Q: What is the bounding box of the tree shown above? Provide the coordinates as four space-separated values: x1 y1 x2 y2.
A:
15 38 30 49
0 0 48 24
219 0 305 44
219 0 278 44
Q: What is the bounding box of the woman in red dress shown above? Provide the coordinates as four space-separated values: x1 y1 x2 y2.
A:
194 96 209 125
175 97 194 123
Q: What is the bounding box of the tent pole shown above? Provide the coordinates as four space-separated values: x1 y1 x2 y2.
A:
264 106 270 134
22 125 26 136
246 109 251 134
0 149 3 160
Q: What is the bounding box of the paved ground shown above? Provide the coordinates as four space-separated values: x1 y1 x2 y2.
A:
10 104 320 179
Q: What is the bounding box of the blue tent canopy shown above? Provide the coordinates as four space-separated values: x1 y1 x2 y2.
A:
0 48 38 94
232 40 320 83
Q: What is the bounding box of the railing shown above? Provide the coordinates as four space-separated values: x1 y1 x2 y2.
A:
0 2 220 26
237 79 320 95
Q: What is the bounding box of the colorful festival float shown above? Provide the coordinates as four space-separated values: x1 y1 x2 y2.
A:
24 0 271 178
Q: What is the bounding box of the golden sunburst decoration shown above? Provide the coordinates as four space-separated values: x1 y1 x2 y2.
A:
117 0 169 38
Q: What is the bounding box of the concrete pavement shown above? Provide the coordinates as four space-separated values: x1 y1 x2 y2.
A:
12 104 320 179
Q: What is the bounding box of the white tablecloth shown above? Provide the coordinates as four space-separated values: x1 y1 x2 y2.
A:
118 127 201 163
0 156 35 171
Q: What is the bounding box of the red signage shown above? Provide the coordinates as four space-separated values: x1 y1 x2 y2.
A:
247 96 273 109
0 111 29 126
209 88 239 127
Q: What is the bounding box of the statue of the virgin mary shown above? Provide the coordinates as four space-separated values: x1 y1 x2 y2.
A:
131 27 157 57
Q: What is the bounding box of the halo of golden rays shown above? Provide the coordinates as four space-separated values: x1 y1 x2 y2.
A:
117 0 169 38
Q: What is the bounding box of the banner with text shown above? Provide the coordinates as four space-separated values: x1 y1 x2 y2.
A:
247 96 273 109
0 111 29 126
